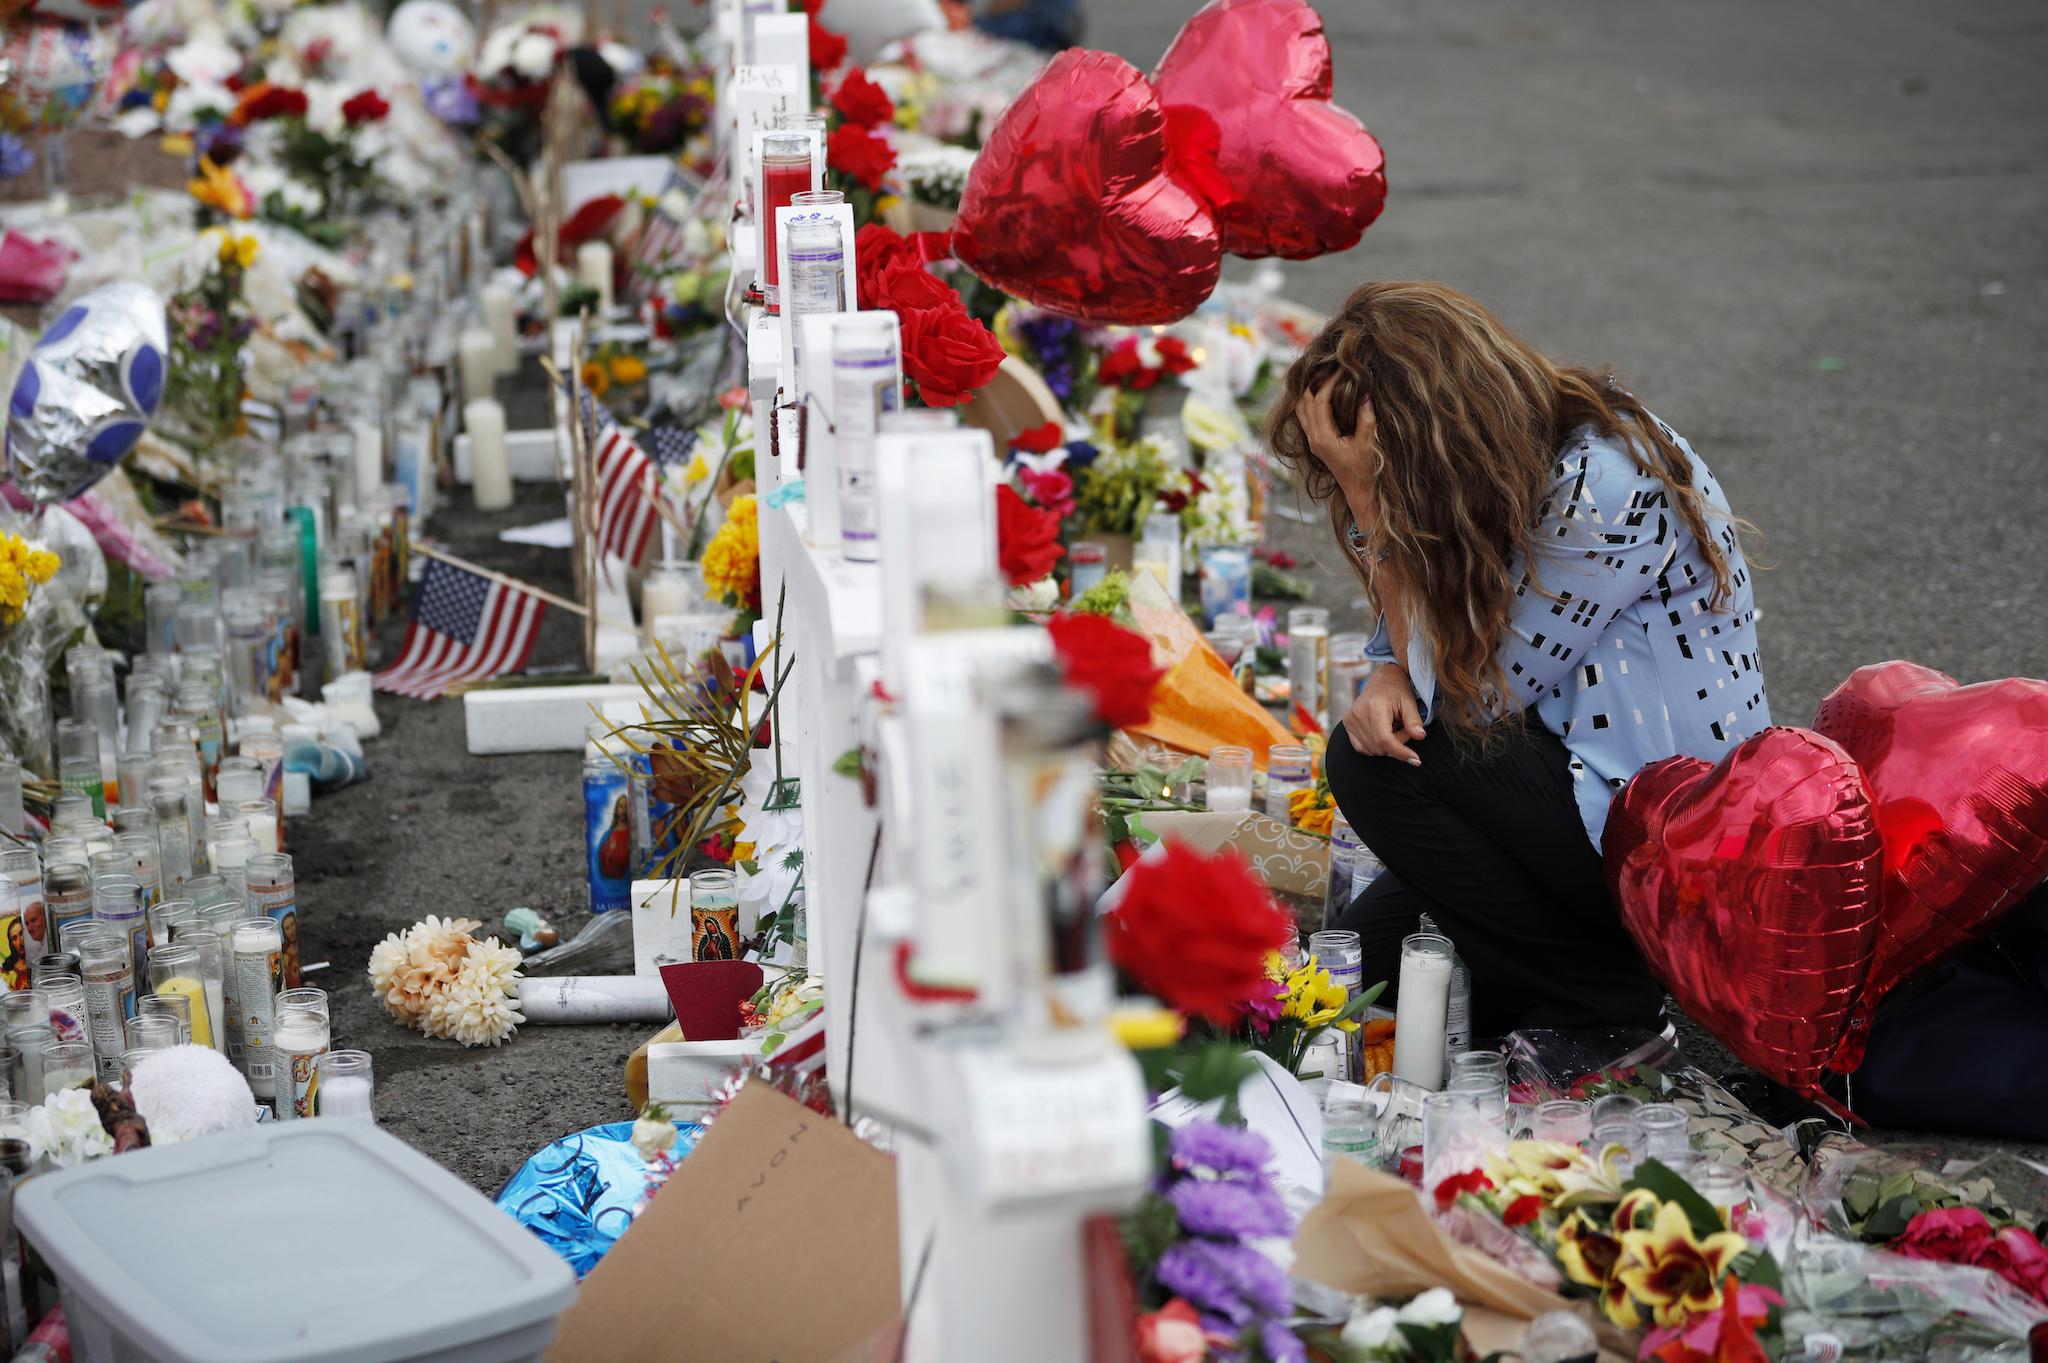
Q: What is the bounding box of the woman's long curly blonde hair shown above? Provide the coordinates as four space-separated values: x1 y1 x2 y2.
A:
1266 280 1735 732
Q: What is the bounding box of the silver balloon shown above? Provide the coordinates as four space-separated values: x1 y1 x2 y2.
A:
5 281 169 505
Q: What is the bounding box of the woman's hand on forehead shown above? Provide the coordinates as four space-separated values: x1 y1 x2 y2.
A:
1300 380 1378 494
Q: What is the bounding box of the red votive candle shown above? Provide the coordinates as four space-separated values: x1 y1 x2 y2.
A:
759 127 816 314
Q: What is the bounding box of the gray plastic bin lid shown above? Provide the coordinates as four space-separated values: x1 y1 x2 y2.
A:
15 1120 579 1363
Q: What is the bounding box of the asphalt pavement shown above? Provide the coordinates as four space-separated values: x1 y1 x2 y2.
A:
298 0 2048 1190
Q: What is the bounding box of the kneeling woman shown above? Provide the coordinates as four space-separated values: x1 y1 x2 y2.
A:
1268 281 1768 1037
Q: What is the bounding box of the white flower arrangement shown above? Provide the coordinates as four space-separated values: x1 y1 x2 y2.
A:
1180 453 1257 557
368 915 525 1046
898 145 978 209
26 1088 113 1168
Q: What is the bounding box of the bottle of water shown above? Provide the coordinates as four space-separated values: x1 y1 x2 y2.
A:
1418 912 1471 1054
1326 812 1362 929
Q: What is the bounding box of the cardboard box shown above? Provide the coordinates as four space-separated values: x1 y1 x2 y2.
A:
1141 809 1331 929
547 1084 899 1363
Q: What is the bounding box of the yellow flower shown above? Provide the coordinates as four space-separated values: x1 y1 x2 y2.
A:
217 233 259 269
1614 1201 1748 1329
0 533 57 625
683 452 710 486
701 495 761 608
1485 1140 1582 1200
608 354 647 384
1281 959 1354 1030
1555 1212 1641 1330
187 156 252 219
1289 785 1334 836
579 361 611 398
1109 1005 1184 1051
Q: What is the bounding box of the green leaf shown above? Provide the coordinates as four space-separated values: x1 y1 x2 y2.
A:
1864 1194 1920 1241
831 748 863 778
1333 980 1387 1023
1626 1159 1726 1241
1167 756 1207 789
1132 767 1166 800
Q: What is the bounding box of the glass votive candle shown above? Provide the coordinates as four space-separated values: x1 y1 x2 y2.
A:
7 1024 52 1100
1447 1071 1509 1134
317 1049 374 1120
1068 541 1108 597
235 799 280 855
0 1101 27 1142
147 942 214 1049
0 990 47 1034
1264 744 1313 822
166 927 227 1053
1591 1118 1643 1178
1421 1089 1484 1189
272 987 330 1120
124 1013 179 1054
1531 1098 1593 1148
1590 1093 1642 1126
1205 745 1253 812
148 897 199 949
1635 1102 1690 1159
1688 1163 1749 1220
39 1039 95 1098
0 1043 15 1101
138 993 192 1046
1321 1100 1379 1173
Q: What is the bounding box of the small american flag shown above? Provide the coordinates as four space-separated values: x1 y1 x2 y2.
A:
646 423 698 470
593 423 661 568
373 558 547 699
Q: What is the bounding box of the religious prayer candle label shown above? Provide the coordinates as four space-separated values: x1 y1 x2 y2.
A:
232 935 282 1097
584 758 632 914
249 871 300 991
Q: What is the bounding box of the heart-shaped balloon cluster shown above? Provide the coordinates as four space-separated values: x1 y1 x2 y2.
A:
1604 661 2048 1102
952 0 1385 325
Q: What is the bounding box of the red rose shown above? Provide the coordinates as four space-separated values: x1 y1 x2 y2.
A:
996 484 1064 586
1135 1299 1206 1363
1976 1226 2048 1304
872 259 960 315
231 83 309 125
1011 421 1063 454
1503 1194 1543 1227
1432 1167 1495 1210
808 15 848 74
900 301 1005 407
1098 338 1144 388
855 223 917 305
829 68 894 129
828 123 896 193
1155 335 1196 374
1892 1206 1997 1269
1019 467 1074 518
341 89 390 125
1105 840 1295 1024
1048 611 1163 729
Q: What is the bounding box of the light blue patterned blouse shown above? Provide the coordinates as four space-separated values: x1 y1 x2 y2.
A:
1361 418 1769 847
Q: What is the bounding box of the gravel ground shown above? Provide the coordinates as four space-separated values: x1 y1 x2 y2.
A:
296 0 2047 1191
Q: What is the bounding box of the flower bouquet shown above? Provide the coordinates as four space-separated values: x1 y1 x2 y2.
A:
164 228 260 445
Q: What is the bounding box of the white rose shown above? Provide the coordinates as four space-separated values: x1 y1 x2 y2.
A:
1395 1287 1461 1328
29 1089 114 1167
630 1112 677 1161
1339 1306 1398 1351
511 32 557 80
1006 576 1058 612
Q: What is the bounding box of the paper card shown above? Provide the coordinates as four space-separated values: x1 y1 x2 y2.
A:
1150 1051 1324 1206
728 65 806 173
954 1045 1151 1211
656 960 765 1040
630 878 691 977
546 1083 900 1363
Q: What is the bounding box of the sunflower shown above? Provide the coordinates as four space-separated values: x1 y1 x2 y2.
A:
607 353 647 384
579 361 611 398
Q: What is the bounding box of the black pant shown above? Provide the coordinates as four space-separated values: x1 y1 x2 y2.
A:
1326 721 1664 1037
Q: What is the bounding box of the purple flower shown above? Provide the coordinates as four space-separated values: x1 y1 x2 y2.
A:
1170 1120 1273 1178
1261 1319 1307 1363
196 123 243 164
1157 1240 1252 1327
423 76 480 127
1159 1239 1291 1322
1063 439 1100 470
0 135 34 180
1169 1176 1292 1241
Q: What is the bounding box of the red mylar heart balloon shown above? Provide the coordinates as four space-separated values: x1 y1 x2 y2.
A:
952 49 1222 325
1603 728 1883 1102
1152 0 1387 259
1812 661 2048 1065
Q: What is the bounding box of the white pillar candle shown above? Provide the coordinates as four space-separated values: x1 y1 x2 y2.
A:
480 283 520 375
1392 937 1454 1090
638 563 695 645
576 242 615 313
458 327 498 405
465 398 513 512
352 420 383 504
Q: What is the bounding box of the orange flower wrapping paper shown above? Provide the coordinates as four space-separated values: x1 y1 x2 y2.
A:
1121 569 1293 766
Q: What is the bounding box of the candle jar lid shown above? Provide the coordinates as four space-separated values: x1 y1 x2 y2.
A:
1399 932 1454 961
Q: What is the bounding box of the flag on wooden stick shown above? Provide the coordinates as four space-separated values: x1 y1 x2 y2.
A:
373 557 547 699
